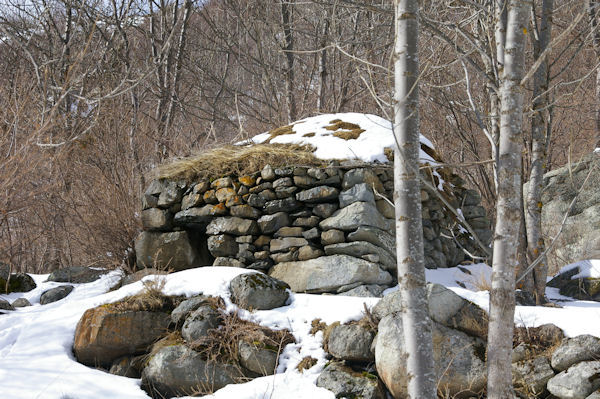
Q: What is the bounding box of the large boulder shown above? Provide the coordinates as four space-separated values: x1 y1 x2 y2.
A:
0 299 14 312
47 266 106 284
0 272 36 293
141 345 244 397
319 202 393 232
547 360 600 399
316 362 385 399
269 255 392 294
534 153 600 271
326 323 375 362
134 231 209 271
373 283 487 338
181 305 221 342
376 316 486 398
40 285 74 304
551 335 600 372
73 306 171 367
238 340 278 376
229 273 290 310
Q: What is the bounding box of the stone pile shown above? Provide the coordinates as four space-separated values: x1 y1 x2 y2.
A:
136 162 491 295
72 271 292 398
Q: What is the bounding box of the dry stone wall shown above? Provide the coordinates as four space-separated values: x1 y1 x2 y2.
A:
135 161 491 295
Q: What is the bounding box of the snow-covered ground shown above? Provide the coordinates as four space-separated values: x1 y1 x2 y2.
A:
1 262 600 399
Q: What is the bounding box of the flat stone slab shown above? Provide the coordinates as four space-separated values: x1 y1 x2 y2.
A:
320 201 393 232
269 255 392 293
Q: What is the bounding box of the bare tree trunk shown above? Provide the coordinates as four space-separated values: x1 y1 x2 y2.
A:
281 0 297 122
487 1 531 397
316 18 329 113
526 0 553 303
490 0 508 194
589 0 600 147
393 0 436 397
163 0 193 140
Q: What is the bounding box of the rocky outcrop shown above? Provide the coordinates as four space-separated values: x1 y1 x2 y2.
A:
375 315 486 398
535 153 600 271
135 163 492 295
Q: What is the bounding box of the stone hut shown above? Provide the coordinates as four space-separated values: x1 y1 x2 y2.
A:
134 114 492 296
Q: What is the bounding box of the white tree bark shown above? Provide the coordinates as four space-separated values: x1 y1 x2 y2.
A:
393 0 436 398
487 0 531 397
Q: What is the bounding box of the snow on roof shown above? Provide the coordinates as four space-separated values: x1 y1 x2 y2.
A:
247 113 436 164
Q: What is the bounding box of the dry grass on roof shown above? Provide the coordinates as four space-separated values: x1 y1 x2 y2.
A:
157 143 323 182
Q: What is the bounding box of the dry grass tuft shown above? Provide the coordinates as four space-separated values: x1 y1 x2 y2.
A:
157 144 322 182
310 318 328 335
302 132 316 138
190 311 295 366
296 356 318 372
468 271 492 292
265 125 295 143
333 129 365 140
324 120 365 140
384 147 394 162
107 277 180 312
513 324 564 357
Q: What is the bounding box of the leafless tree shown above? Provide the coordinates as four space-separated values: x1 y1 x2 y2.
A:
487 0 531 397
393 0 436 397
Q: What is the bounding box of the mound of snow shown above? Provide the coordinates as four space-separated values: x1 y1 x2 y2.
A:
247 113 436 164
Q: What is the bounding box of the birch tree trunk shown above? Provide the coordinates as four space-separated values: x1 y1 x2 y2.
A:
487 0 531 397
526 0 553 303
393 0 436 397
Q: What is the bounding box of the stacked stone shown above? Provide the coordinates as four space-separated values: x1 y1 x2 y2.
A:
135 162 491 294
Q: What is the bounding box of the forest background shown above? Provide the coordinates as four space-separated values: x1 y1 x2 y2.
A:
0 0 596 275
